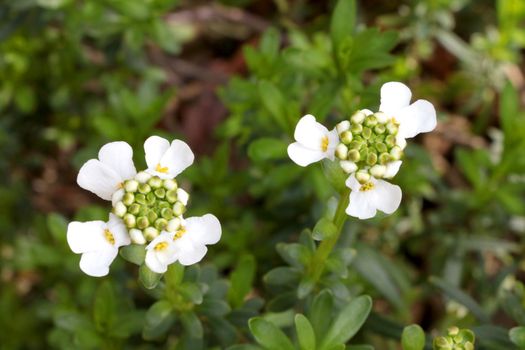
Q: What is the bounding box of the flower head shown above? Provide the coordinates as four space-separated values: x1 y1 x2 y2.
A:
145 214 222 273
287 114 339 167
67 214 130 277
77 142 137 201
144 136 194 179
345 173 402 220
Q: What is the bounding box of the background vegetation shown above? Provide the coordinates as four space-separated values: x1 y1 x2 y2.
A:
1 0 525 349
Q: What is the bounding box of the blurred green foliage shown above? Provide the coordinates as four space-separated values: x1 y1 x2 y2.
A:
1 0 525 349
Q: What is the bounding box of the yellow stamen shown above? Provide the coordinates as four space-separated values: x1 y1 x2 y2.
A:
392 117 400 126
173 227 187 241
117 182 123 189
359 182 375 192
156 163 169 173
154 241 169 251
321 136 329 152
104 229 115 245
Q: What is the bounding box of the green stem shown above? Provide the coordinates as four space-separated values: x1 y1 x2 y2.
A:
309 187 350 282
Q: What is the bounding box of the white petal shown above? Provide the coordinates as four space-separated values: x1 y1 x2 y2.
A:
324 128 340 161
177 188 190 206
158 140 195 179
371 180 402 214
77 160 122 201
346 191 377 219
361 109 374 116
135 171 152 183
174 237 207 266
287 143 326 167
396 136 407 150
79 248 117 277
185 214 222 245
107 214 131 247
345 174 361 192
294 114 330 150
145 250 168 274
98 141 136 181
111 189 125 207
379 82 412 115
384 161 403 179
67 221 107 254
144 136 170 170
396 100 437 139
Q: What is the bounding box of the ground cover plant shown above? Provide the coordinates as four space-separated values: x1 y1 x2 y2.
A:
1 0 525 349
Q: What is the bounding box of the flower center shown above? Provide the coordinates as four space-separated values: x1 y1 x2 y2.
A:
359 182 375 192
156 163 169 173
173 227 187 240
320 136 329 152
154 241 169 251
113 175 188 243
104 229 115 245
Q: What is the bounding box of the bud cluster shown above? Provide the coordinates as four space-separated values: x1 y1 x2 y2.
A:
113 172 188 244
433 327 475 350
334 110 403 182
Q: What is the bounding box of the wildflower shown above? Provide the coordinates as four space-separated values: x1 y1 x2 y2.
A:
433 327 475 350
67 214 130 277
287 114 339 167
379 81 437 147
77 142 137 201
145 214 222 273
144 136 194 179
345 173 402 219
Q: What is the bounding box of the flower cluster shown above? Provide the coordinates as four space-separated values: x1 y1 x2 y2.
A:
433 327 475 350
68 136 221 277
288 82 437 219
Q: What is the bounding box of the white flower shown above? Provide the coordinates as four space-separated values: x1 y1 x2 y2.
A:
77 142 137 201
145 214 222 273
287 114 339 167
345 174 402 220
67 214 130 277
144 136 194 179
379 82 437 145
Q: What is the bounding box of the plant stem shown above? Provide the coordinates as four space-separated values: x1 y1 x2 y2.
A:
309 187 350 282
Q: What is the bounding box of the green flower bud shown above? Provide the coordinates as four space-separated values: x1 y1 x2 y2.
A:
335 144 348 160
124 180 139 192
135 193 147 205
362 127 372 140
128 203 141 215
122 192 135 206
351 123 363 134
129 229 146 245
379 152 392 165
386 121 398 134
148 176 162 188
336 120 350 134
350 110 366 124
359 146 368 160
113 202 126 217
348 149 361 162
154 188 166 199
147 210 158 223
166 189 178 203
158 201 170 209
374 111 388 124
390 146 403 160
163 179 178 191
155 218 168 231
366 152 378 166
144 227 159 241
138 205 149 216
448 327 459 336
123 213 136 228
356 170 371 184
375 142 388 153
374 124 386 134
340 131 353 144
385 134 396 148
137 216 149 230
138 183 151 194
173 202 186 217
146 192 156 206
364 115 378 127
348 140 362 151
161 208 174 220
340 160 357 174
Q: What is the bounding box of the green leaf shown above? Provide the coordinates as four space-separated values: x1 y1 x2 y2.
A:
248 317 295 350
142 300 175 340
228 254 257 308
330 0 356 51
181 311 204 339
139 264 162 289
312 217 338 241
47 213 67 242
119 245 146 265
93 281 116 332
509 327 525 347
258 81 290 132
402 324 425 350
321 159 347 193
264 267 301 286
295 314 316 350
348 346 374 350
248 138 288 162
309 290 334 341
260 27 280 61
319 295 372 350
